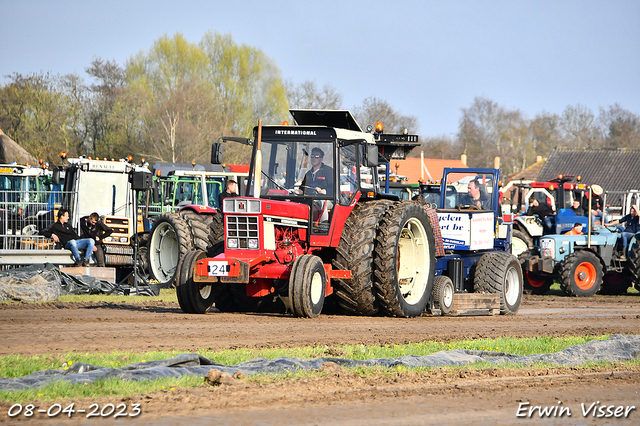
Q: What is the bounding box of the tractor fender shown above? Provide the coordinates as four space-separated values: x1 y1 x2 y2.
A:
178 205 219 215
572 247 607 273
513 216 543 237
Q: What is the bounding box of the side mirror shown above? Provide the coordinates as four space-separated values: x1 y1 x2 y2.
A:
364 145 378 167
52 170 60 186
211 143 224 164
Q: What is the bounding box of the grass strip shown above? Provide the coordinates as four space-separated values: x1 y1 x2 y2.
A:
0 335 611 379
2 335 633 402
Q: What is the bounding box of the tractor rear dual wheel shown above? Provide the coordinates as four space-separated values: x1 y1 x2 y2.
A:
148 213 193 288
176 250 215 314
523 271 554 295
374 202 436 317
474 252 523 315
600 273 632 295
148 211 223 288
332 200 393 315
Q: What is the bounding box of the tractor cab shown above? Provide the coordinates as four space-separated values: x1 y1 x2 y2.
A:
248 110 413 239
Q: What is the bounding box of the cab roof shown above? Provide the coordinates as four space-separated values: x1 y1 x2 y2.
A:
289 109 363 132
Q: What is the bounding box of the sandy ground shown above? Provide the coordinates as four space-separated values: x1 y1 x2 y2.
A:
1 294 639 425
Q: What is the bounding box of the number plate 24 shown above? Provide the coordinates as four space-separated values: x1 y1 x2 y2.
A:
207 261 230 276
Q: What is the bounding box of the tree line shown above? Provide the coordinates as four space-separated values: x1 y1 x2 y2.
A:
1 32 639 178
416 97 640 178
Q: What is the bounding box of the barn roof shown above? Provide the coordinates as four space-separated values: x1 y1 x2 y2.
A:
537 147 640 192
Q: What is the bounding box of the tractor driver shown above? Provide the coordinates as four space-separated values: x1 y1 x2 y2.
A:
461 179 491 210
300 147 334 196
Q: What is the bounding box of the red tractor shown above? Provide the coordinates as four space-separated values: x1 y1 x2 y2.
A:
176 110 434 318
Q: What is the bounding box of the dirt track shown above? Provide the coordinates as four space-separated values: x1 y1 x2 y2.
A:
1 294 640 425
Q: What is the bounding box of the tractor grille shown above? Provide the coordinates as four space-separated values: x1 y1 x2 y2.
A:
226 216 259 249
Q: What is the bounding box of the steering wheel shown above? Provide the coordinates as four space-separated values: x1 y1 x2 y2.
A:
605 225 622 233
298 185 318 196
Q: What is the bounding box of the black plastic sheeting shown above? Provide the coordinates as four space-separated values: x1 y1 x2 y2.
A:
1 334 638 392
0 263 158 301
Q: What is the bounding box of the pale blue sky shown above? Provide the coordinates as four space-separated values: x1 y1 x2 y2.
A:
1 0 639 137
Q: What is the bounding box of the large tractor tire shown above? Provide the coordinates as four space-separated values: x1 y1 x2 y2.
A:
523 271 553 295
179 209 213 226
511 229 533 257
627 244 640 292
288 254 326 318
374 202 436 317
207 212 224 255
332 200 393 315
147 213 193 288
560 251 603 297
432 275 454 315
178 209 220 255
176 250 216 314
599 273 632 295
474 252 523 315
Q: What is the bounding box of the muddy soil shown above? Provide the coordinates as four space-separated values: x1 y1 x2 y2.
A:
1 294 639 425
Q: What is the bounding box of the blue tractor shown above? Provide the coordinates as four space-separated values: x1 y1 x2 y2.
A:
427 168 523 315
520 224 640 296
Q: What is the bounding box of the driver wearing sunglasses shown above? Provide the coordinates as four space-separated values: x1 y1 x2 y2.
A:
300 147 334 196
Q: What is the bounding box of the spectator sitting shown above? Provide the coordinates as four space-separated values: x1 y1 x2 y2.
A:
605 204 640 260
527 198 554 232
565 222 584 235
80 212 113 267
570 199 584 216
40 208 96 267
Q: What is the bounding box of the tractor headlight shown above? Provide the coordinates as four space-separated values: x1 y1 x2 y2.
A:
540 238 555 257
248 238 258 249
103 236 113 242
119 237 128 243
227 238 238 249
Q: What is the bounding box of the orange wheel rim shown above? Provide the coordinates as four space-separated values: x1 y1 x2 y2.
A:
574 261 596 290
526 271 546 288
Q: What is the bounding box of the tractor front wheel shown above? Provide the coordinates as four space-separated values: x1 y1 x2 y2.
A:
432 275 454 315
560 251 603 297
289 255 326 318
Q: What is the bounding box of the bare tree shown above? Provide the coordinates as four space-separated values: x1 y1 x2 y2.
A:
285 79 343 110
410 135 462 160
351 96 418 133
560 104 602 148
598 104 640 148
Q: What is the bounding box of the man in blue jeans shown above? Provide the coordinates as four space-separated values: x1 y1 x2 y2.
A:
41 208 96 266
606 204 640 260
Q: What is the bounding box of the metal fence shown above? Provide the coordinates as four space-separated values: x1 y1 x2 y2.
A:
0 189 75 250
